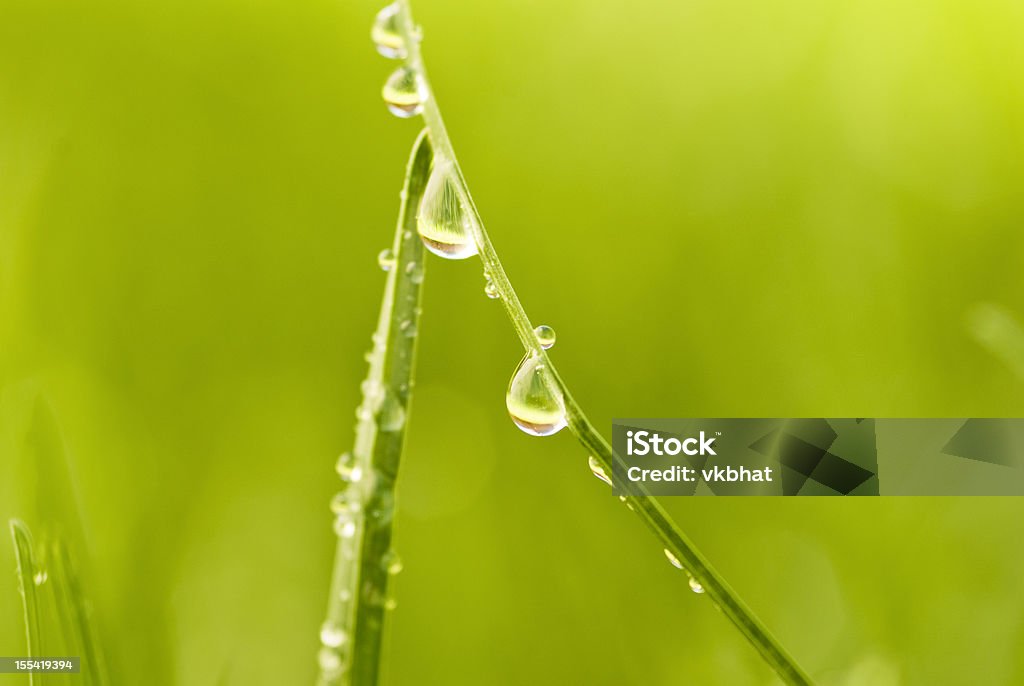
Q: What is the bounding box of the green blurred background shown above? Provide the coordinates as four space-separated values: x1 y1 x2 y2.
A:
2 0 1023 683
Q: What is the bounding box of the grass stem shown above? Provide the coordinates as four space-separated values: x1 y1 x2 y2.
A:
392 4 815 683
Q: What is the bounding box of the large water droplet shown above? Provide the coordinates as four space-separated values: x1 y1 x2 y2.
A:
382 66 427 118
534 324 556 349
377 248 396 271
417 162 478 259
320 621 348 649
371 3 406 59
588 456 612 486
506 353 567 436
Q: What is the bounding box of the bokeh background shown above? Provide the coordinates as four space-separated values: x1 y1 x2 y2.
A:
2 0 1024 683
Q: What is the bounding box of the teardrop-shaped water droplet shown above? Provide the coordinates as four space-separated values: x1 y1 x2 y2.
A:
377 248 396 271
371 3 406 59
534 324 556 349
688 577 705 594
417 162 478 259
320 621 348 649
588 455 612 486
483 278 500 299
382 66 427 118
664 548 684 570
506 353 567 436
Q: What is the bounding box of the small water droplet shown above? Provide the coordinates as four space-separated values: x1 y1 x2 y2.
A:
404 260 424 284
382 66 427 118
484 279 500 299
377 248 396 271
534 324 556 349
331 492 362 516
370 3 406 59
384 597 398 610
334 515 358 539
689 577 705 594
338 588 352 602
318 646 342 674
320 621 348 649
378 391 406 431
417 161 477 259
664 549 684 570
336 453 364 484
506 353 567 436
33 570 47 586
588 456 612 486
383 551 403 575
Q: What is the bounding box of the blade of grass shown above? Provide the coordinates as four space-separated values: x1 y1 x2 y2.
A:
10 519 43 686
391 3 815 683
317 129 432 686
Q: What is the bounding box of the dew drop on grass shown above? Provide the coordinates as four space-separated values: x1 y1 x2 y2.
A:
484 278 500 299
377 248 396 271
33 570 47 586
336 453 363 484
378 391 406 431
689 577 705 594
371 3 406 59
382 66 427 118
384 597 398 610
417 161 478 259
320 621 348 649
534 324 556 349
334 514 358 539
588 456 612 486
318 646 342 674
506 353 567 436
382 551 403 575
404 260 424 284
663 548 684 570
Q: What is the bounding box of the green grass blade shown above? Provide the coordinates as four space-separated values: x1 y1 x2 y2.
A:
391 4 815 683
317 129 431 686
49 536 108 686
10 519 43 686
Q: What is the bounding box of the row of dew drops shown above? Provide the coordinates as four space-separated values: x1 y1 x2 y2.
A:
372 2 705 599
372 2 569 440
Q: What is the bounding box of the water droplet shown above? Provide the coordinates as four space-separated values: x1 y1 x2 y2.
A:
689 577 705 594
664 549 684 570
338 589 352 602
383 551 403 575
334 515 358 539
336 452 363 483
377 248 395 271
384 597 398 610
378 392 406 431
483 279 500 299
330 492 362 515
320 621 348 649
417 161 477 259
370 3 406 59
382 66 427 118
588 456 612 486
404 260 424 284
534 324 556 349
33 570 47 586
506 353 567 436
318 646 342 674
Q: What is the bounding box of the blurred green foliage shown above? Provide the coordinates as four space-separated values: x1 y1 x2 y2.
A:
1 0 1022 684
